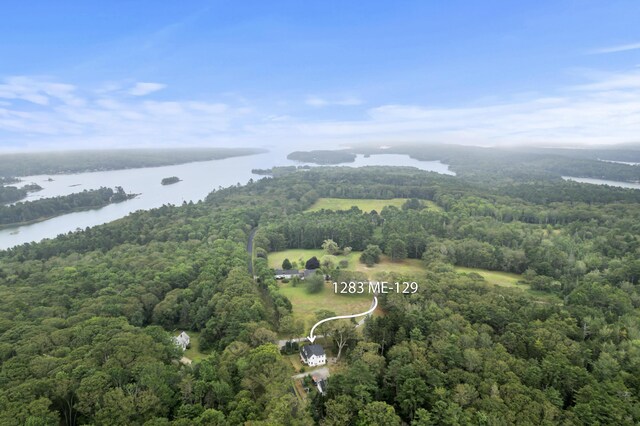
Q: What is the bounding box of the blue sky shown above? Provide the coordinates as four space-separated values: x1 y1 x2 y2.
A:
1 0 640 150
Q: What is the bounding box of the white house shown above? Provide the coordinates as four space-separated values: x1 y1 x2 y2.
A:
174 331 190 351
300 344 326 367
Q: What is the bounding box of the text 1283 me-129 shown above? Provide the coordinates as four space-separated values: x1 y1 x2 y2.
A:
333 281 419 294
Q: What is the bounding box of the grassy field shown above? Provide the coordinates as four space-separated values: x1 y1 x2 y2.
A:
270 249 560 326
278 281 373 331
269 249 427 280
307 197 408 212
268 249 361 270
354 255 427 278
306 197 441 213
454 266 525 288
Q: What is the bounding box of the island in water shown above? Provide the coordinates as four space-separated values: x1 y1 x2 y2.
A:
161 176 182 185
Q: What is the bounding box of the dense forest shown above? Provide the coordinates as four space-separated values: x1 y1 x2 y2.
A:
0 187 134 227
0 166 639 424
0 148 265 177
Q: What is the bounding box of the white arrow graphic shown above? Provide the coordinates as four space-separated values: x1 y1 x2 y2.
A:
307 296 378 343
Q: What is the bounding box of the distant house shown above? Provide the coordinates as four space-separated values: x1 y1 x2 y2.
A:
274 269 303 279
174 331 190 351
300 344 326 367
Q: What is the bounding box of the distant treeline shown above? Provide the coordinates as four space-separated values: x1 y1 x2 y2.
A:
287 149 356 164
0 147 266 176
358 144 640 184
289 144 640 183
0 177 20 185
251 165 311 176
0 186 134 227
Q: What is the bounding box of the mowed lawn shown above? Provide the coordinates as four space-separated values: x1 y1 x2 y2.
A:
269 249 427 280
306 198 441 213
307 197 406 212
278 281 373 331
268 249 360 270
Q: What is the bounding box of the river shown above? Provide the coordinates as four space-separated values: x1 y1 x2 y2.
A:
562 176 640 190
0 150 454 249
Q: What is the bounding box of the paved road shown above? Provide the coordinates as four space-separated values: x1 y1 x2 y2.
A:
292 367 330 380
247 227 257 276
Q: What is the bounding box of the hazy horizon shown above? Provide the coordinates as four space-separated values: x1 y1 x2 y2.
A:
2 1 640 151
3 140 640 155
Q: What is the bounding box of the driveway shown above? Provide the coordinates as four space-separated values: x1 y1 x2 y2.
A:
292 367 330 380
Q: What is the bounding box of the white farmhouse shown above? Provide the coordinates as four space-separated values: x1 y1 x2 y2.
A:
300 344 326 367
174 331 190 351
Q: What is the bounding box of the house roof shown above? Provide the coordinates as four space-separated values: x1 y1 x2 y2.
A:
301 344 325 358
175 331 190 344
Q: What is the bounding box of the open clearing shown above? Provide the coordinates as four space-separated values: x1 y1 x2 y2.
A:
454 267 562 303
268 249 360 270
354 255 427 278
307 197 406 212
306 197 440 213
270 249 560 322
454 266 524 288
183 331 209 362
278 281 373 331
269 249 426 280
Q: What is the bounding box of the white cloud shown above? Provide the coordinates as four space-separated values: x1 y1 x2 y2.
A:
589 42 640 54
254 70 640 147
305 95 363 107
571 70 640 91
305 96 328 107
0 76 82 106
2 70 640 151
128 82 167 96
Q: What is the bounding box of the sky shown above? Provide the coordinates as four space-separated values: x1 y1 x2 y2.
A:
1 0 640 151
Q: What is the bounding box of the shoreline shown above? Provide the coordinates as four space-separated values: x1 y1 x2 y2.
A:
0 194 139 231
